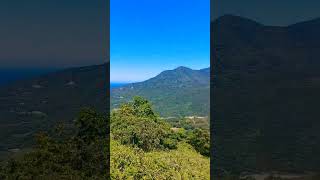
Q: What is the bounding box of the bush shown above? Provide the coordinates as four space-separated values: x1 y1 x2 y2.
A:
188 128 210 157
110 96 210 179
111 96 175 151
110 139 210 179
0 108 109 180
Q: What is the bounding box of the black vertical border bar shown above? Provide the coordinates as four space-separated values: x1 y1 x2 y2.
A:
105 0 110 178
210 0 215 179
210 0 213 177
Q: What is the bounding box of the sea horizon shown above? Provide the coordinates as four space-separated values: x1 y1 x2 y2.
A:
110 82 128 89
0 68 58 87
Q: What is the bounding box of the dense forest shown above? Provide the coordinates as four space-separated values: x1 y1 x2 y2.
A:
111 66 210 117
0 96 210 179
110 96 210 179
0 108 109 179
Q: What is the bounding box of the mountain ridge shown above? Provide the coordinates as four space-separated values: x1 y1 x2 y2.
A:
111 66 210 117
214 14 320 27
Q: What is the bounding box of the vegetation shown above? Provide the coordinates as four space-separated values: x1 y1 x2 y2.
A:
111 96 176 151
0 108 109 179
111 66 210 118
0 64 108 160
111 96 210 179
169 116 210 131
111 140 209 179
0 96 210 179
187 128 210 157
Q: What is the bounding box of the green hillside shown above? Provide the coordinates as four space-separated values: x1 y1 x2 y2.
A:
111 66 210 117
111 140 210 179
110 96 210 179
0 63 108 160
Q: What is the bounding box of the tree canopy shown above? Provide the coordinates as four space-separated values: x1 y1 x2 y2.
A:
0 96 210 179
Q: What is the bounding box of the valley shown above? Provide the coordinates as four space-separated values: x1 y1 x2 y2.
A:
0 63 210 160
0 64 108 159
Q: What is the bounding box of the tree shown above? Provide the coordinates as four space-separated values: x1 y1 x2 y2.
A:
188 128 210 157
111 96 176 151
0 108 109 180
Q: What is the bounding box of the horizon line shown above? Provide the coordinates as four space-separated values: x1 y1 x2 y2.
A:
111 65 210 83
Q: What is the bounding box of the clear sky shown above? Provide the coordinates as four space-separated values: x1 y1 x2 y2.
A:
0 0 107 68
110 0 210 83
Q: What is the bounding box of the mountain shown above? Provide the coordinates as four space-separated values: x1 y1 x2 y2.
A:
0 63 108 159
212 15 320 175
212 14 320 75
111 66 210 117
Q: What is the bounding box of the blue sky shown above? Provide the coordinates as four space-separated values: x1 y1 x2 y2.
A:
111 0 210 83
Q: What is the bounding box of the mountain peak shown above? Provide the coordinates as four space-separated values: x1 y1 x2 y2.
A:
111 67 210 117
174 66 192 71
214 14 262 27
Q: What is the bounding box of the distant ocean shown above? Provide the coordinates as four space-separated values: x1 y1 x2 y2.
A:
0 68 57 86
110 83 127 89
0 70 129 89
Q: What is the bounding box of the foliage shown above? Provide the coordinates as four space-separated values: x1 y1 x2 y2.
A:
111 96 177 151
0 108 109 180
0 96 210 179
188 128 210 157
110 139 210 179
111 67 210 117
0 64 108 159
110 96 210 178
75 108 109 143
171 116 210 130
